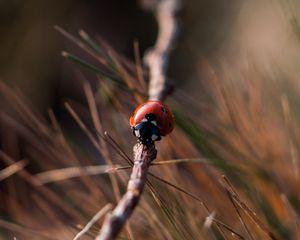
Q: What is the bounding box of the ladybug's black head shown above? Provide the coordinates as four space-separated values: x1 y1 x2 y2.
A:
132 113 161 145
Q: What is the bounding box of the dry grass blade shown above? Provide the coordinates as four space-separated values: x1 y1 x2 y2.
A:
281 95 300 179
35 165 131 185
0 150 82 220
47 108 105 199
83 81 131 240
0 160 28 182
34 158 206 184
151 158 209 166
225 190 254 240
103 132 207 169
0 219 58 240
148 172 230 239
103 131 134 166
105 48 144 103
78 29 109 65
211 218 245 239
0 113 51 155
221 175 278 240
73 204 113 240
145 178 186 239
280 194 300 239
61 51 122 84
0 82 49 136
64 102 105 154
133 40 147 91
55 25 106 64
148 172 206 206
83 82 122 203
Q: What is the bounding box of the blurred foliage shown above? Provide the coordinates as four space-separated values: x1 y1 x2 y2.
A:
1 0 300 239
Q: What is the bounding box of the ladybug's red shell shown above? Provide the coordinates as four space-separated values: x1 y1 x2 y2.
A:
130 100 174 136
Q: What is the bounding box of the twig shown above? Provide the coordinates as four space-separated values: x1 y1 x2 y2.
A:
143 0 181 101
96 1 180 239
73 204 112 240
96 143 157 240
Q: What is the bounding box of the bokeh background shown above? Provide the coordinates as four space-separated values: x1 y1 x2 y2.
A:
3 0 300 109
1 0 300 239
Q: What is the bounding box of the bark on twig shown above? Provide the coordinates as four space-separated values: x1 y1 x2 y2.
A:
143 0 181 101
96 0 180 239
96 144 157 240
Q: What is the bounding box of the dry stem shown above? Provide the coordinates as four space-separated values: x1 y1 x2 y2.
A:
143 0 181 101
96 0 180 239
96 143 157 240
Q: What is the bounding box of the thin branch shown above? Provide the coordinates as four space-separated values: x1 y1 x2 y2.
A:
96 143 157 240
96 1 181 239
143 0 181 101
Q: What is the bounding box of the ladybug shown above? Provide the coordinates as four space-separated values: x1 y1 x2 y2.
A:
129 100 175 145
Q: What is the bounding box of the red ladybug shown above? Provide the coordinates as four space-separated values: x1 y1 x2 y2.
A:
129 100 175 144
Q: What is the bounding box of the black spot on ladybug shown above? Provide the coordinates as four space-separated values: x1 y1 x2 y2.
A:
161 107 167 113
169 122 172 128
145 113 156 121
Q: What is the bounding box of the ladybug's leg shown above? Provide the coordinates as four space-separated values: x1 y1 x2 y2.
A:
150 125 161 141
133 122 145 138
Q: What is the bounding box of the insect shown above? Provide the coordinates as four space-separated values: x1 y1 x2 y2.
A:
129 100 175 144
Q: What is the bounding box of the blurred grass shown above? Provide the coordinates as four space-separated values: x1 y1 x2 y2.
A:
1 1 300 240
